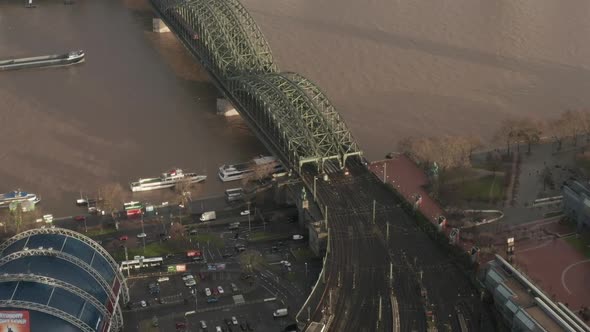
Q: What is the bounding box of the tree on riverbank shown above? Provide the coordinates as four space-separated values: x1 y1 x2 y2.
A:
548 110 582 150
175 178 196 208
493 118 520 156
515 118 542 154
398 135 472 170
98 183 127 221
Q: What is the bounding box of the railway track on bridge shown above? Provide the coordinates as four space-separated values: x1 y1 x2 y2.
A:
149 1 495 330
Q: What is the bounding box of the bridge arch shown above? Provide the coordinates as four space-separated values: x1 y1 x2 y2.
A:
155 0 276 78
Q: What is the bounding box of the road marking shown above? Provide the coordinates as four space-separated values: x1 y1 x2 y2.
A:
560 259 590 294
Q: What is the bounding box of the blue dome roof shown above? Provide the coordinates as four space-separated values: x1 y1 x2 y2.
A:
0 228 128 332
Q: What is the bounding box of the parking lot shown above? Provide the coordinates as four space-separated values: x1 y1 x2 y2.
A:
122 217 321 332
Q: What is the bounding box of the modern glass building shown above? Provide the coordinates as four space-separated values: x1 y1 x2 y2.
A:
0 227 128 332
562 181 590 230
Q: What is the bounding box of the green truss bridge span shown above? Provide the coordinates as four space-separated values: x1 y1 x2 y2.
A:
150 2 494 332
150 0 361 174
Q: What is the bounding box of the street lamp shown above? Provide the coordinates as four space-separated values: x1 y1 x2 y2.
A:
313 176 318 201
247 201 251 232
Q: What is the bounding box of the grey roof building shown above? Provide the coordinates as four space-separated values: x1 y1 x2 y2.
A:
0 227 128 332
562 181 590 230
482 255 590 332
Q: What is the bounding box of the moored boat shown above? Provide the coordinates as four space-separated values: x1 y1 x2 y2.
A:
218 155 284 182
130 168 206 192
0 190 40 208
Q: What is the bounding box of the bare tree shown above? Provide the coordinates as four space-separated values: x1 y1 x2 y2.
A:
169 222 185 238
1 204 45 234
98 183 128 218
398 135 472 170
175 178 193 207
515 118 542 154
241 159 278 186
493 118 520 155
398 136 436 165
577 110 590 143
549 110 581 149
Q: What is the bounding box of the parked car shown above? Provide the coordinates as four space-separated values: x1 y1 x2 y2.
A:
292 234 304 240
136 232 147 238
74 215 86 222
205 288 212 296
232 316 238 325
280 260 292 267
157 277 169 283
240 210 250 216
119 235 128 241
182 274 194 281
175 322 186 329
140 300 147 308
213 287 219 296
217 286 224 294
216 327 222 332
231 283 238 292
200 320 207 329
207 297 218 303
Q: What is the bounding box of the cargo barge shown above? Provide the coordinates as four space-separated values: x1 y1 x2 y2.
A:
0 50 85 71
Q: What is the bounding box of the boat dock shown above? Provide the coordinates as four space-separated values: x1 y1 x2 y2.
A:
0 50 85 71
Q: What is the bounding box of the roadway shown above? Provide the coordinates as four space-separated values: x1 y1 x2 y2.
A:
308 159 495 331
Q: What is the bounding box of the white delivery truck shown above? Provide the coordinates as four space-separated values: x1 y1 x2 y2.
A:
200 211 216 222
273 308 288 318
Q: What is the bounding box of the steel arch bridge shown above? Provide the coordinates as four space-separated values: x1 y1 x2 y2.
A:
228 72 361 171
150 0 362 173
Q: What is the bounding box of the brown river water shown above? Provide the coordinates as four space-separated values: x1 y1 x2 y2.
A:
1 0 590 214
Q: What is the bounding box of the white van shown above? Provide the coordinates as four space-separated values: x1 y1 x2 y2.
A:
273 308 288 318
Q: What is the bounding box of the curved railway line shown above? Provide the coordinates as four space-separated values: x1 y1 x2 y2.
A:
149 0 495 330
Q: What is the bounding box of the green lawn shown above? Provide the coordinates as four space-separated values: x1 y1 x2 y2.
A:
440 167 481 183
454 175 505 202
113 242 177 261
248 231 290 242
565 235 590 258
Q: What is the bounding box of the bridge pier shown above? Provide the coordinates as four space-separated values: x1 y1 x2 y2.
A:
152 18 170 33
216 98 239 117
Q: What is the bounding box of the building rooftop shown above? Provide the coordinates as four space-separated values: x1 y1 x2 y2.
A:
503 278 534 307
0 228 127 332
486 255 590 332
525 306 565 332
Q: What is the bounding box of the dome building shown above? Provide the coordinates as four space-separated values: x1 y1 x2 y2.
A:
0 227 128 332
